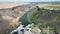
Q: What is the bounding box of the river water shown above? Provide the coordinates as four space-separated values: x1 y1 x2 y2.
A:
19 9 33 27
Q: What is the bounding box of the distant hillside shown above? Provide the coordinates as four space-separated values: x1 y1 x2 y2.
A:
36 2 60 4
0 2 30 9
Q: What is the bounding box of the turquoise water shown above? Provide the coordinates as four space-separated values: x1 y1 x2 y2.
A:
19 9 33 27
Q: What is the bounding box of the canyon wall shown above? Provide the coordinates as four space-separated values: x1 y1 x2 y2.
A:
0 3 36 34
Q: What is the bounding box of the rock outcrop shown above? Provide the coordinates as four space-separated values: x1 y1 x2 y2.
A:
0 3 36 34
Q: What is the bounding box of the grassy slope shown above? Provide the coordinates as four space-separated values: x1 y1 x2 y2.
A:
27 8 55 34
27 8 38 23
47 6 60 9
27 8 60 27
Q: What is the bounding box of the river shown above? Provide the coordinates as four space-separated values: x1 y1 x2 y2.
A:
19 8 34 27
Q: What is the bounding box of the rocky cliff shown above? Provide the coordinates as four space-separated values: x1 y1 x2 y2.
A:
0 3 36 34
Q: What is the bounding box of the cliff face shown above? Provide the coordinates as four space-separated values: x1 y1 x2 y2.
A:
0 3 36 34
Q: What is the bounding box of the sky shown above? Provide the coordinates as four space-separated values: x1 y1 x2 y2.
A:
0 0 60 2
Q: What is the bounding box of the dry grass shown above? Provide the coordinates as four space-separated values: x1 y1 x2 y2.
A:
0 2 30 9
38 4 60 10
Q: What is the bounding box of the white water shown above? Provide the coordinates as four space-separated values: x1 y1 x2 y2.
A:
10 23 34 34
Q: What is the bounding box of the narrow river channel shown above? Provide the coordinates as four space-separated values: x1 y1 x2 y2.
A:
19 8 34 27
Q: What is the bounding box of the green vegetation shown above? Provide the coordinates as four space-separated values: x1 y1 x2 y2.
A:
27 8 57 34
27 8 38 25
27 8 48 25
54 16 60 21
47 6 60 9
20 7 60 34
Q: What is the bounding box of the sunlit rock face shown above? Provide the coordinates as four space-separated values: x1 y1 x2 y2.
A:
0 14 20 34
